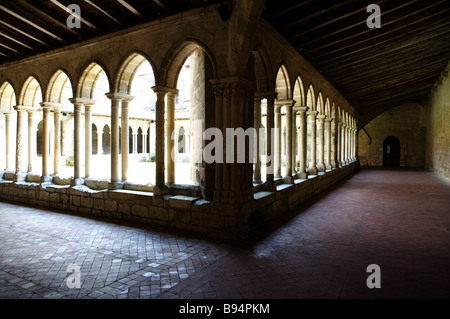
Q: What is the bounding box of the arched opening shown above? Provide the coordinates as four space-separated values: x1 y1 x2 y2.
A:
178 126 186 154
102 125 111 155
306 84 315 170
383 136 400 167
137 127 143 154
0 82 17 172
92 124 98 155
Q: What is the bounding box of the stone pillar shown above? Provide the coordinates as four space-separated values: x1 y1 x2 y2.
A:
263 93 277 188
253 95 262 184
292 108 297 175
69 99 84 185
346 125 350 164
342 124 348 164
5 112 13 171
338 122 343 167
84 103 93 179
316 114 326 172
295 106 309 179
27 109 36 173
41 105 52 182
283 101 295 183
166 89 178 185
307 111 318 175
151 86 169 195
14 106 27 181
274 103 282 178
331 116 338 169
121 97 133 182
53 106 61 176
325 117 333 171
106 93 123 189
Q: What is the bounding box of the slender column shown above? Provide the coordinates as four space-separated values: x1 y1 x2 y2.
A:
325 117 333 171
264 94 276 186
274 103 282 178
292 108 297 175
253 95 262 184
296 106 309 179
338 123 343 166
69 99 84 185
342 124 347 165
316 114 326 172
14 106 27 181
106 93 122 188
121 97 133 182
41 105 52 181
27 109 36 173
307 111 318 175
53 107 61 176
5 112 13 171
152 86 168 195
331 116 338 168
283 101 294 183
166 89 178 185
84 104 93 179
345 125 350 164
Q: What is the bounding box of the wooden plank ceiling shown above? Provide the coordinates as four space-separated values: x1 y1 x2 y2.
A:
0 0 449 125
263 0 450 125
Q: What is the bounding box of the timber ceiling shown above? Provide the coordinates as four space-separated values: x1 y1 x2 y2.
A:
0 0 449 125
263 0 450 125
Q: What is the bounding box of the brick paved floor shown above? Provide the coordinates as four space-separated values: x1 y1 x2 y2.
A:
1 168 449 299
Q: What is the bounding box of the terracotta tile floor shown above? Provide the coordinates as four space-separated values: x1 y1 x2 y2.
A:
1 168 449 299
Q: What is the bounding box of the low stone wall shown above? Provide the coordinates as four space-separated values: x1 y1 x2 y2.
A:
0 162 358 240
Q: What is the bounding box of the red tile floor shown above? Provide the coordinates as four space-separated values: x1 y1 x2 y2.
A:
1 167 449 299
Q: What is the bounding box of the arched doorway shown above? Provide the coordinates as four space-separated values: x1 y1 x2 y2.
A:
383 136 400 167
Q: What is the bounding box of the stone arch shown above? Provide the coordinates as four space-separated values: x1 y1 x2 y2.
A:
293 75 306 106
275 64 291 100
317 92 324 115
306 84 316 110
163 39 217 89
252 45 274 93
0 81 17 111
19 76 43 107
325 98 331 117
115 52 157 95
46 69 74 106
77 61 112 99
178 126 186 154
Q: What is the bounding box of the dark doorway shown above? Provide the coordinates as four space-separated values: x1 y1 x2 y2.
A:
383 136 400 167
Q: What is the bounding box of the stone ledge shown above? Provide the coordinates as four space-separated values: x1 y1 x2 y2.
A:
168 195 201 209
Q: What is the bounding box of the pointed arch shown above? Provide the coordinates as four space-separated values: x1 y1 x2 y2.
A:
47 69 73 106
293 75 306 106
116 52 156 95
77 62 111 99
317 92 324 115
0 81 16 111
306 84 315 110
19 76 43 107
252 45 273 93
275 64 291 100
325 97 331 117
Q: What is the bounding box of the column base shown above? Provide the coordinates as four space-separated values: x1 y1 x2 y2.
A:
153 184 169 196
253 179 263 185
13 172 27 182
297 171 309 180
108 181 124 190
317 163 326 172
262 181 276 191
308 166 318 175
325 164 332 171
282 175 294 184
40 176 53 183
70 178 84 187
331 161 338 169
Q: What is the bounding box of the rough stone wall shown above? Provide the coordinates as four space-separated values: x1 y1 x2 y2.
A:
426 74 450 182
358 103 426 167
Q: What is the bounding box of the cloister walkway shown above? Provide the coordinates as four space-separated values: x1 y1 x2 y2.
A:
1 168 449 299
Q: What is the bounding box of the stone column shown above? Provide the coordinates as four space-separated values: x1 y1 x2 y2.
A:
69 99 84 185
41 104 52 182
166 89 178 185
295 106 309 179
342 124 348 165
274 103 282 178
331 116 338 169
14 106 27 181
325 117 333 171
338 122 343 167
84 103 93 179
316 114 326 172
5 112 13 171
292 107 297 175
121 96 134 182
27 109 36 173
151 86 169 195
253 95 262 184
106 93 123 189
307 111 318 175
283 101 295 183
264 93 277 188
53 106 61 176
346 125 350 164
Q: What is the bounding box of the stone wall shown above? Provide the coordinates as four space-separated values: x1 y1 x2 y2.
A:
425 69 450 182
0 162 358 240
358 103 426 167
